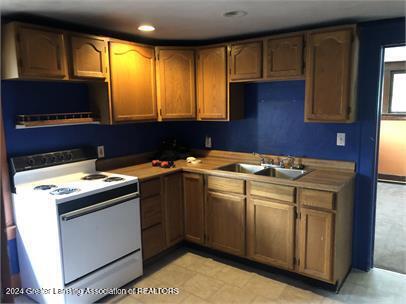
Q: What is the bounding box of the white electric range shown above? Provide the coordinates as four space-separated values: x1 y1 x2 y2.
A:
10 148 143 304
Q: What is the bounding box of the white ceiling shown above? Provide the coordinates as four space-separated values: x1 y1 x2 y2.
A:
1 0 405 40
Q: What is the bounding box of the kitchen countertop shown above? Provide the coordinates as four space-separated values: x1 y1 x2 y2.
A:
109 156 355 192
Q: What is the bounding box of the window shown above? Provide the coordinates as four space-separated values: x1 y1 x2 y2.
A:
381 61 406 119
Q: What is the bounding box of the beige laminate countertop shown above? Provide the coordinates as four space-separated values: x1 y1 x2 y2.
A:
108 156 355 192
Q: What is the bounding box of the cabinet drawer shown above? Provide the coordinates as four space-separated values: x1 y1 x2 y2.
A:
208 176 245 194
140 178 161 198
141 196 162 229
142 224 165 260
248 181 295 203
299 189 335 210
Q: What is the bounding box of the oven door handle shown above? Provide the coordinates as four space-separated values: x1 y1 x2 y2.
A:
60 192 139 222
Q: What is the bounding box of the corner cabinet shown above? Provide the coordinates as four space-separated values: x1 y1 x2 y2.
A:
109 42 157 122
196 46 228 120
304 27 358 122
229 41 263 81
183 173 205 244
69 35 107 79
156 48 196 120
2 23 68 79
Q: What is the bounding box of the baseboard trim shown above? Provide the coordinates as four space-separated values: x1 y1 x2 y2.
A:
378 174 406 183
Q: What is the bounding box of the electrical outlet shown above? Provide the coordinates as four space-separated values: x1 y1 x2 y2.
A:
97 145 105 158
205 136 212 148
336 133 346 146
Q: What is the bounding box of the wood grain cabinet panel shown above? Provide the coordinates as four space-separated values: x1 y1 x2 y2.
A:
109 42 157 122
17 26 67 79
247 198 295 269
266 35 303 78
70 35 107 79
299 208 334 282
197 46 228 120
230 41 263 80
142 224 165 260
183 173 205 244
163 174 184 246
305 28 354 122
157 49 196 119
141 195 162 230
206 191 246 256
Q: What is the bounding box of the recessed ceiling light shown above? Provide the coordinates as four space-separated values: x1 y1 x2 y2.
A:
223 10 248 18
138 25 155 32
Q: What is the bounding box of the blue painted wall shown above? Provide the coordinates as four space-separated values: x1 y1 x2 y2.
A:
2 18 405 272
1 81 177 158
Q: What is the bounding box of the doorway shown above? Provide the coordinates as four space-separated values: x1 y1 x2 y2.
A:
374 45 406 274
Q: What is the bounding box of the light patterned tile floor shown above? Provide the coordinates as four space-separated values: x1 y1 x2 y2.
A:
15 248 406 304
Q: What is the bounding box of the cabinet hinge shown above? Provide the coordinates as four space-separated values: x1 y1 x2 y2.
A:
347 106 352 115
159 108 163 116
156 52 160 61
297 258 300 266
296 212 301 219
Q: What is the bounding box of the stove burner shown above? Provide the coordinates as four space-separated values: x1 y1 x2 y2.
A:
34 184 57 191
82 174 108 180
104 177 125 182
50 187 79 196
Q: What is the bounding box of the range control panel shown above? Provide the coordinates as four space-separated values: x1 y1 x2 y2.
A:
10 147 97 173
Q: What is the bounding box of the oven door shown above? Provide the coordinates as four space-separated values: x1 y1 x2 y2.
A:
59 192 141 284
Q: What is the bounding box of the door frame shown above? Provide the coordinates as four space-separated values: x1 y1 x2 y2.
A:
354 18 405 271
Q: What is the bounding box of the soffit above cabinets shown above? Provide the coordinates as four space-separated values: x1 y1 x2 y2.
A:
1 0 404 40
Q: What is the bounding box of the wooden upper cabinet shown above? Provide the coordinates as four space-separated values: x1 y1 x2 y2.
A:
266 35 303 78
3 24 68 79
305 28 355 122
206 191 246 256
109 42 157 122
299 208 334 282
156 49 196 119
183 173 205 244
70 35 107 79
230 41 262 81
197 46 228 120
247 198 295 270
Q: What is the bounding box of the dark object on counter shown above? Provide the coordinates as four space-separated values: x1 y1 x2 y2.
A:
154 139 190 161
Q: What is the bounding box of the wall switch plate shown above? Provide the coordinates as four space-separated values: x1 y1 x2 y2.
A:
205 136 212 148
97 145 105 158
336 133 346 146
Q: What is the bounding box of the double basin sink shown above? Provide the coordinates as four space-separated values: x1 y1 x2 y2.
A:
216 163 310 180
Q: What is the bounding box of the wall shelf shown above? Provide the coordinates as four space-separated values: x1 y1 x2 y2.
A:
15 112 100 129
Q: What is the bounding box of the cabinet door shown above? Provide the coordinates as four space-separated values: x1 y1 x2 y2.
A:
305 29 353 121
70 35 107 79
157 49 196 119
247 198 295 269
206 191 245 256
109 42 157 122
183 173 205 244
299 208 334 282
142 224 165 260
197 46 228 120
230 41 262 80
163 174 184 246
266 35 303 78
18 26 67 78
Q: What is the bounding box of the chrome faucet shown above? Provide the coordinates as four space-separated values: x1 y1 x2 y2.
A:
279 156 295 168
253 152 273 165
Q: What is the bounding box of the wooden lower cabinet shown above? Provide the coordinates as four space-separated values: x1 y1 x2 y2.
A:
163 173 184 246
142 224 166 260
206 191 246 256
247 197 295 269
183 173 205 244
298 208 334 281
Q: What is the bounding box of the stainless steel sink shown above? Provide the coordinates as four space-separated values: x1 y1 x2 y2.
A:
255 167 310 180
216 163 265 174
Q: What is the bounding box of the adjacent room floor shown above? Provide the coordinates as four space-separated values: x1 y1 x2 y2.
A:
374 181 406 274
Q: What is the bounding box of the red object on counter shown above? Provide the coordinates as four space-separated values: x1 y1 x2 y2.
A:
152 160 161 166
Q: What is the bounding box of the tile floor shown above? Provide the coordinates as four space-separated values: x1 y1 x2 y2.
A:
15 247 406 304
374 181 406 274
